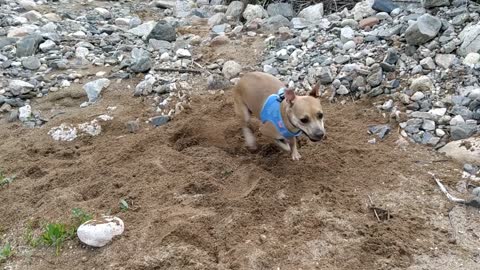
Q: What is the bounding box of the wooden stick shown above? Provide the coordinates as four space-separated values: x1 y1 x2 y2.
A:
428 172 466 204
368 195 381 222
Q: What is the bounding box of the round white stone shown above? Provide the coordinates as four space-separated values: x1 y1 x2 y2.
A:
77 216 124 247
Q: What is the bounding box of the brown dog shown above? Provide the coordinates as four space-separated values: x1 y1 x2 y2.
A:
233 72 326 160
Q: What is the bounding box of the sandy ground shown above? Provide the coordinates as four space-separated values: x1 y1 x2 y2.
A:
1 25 480 270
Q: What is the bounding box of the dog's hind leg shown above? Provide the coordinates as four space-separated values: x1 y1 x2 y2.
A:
234 92 257 150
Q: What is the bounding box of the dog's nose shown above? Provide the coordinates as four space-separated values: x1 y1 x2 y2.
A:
314 130 324 138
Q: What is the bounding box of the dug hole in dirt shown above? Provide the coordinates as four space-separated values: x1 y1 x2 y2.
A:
0 36 479 270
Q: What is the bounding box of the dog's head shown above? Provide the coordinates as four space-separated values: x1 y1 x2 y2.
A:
284 84 326 142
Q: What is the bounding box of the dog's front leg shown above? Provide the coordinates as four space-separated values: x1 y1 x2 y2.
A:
289 137 301 161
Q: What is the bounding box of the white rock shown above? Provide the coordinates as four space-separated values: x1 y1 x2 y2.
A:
242 4 267 22
128 21 156 38
298 3 324 22
94 7 111 19
175 49 191 58
48 124 78 141
160 52 170 61
340 26 354 43
435 129 445 137
438 137 480 165
410 91 425 101
21 10 43 22
429 107 447 117
18 105 32 122
75 47 89 59
7 25 39 37
78 120 102 136
450 115 465 126
343 40 356 50
77 216 124 247
463 52 480 67
71 31 87 38
222 60 242 79
410 76 434 92
9 80 34 92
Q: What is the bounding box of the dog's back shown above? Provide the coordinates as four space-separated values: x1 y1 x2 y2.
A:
233 72 285 118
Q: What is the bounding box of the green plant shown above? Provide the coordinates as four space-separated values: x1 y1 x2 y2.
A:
24 223 39 248
72 208 93 226
0 242 13 263
119 199 129 212
39 223 74 256
0 170 15 187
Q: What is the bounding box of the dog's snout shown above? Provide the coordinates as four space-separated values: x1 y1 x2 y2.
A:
313 130 324 138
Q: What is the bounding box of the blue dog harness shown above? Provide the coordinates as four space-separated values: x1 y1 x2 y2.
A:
260 88 302 139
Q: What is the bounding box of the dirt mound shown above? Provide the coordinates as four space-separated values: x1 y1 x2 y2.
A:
1 87 476 269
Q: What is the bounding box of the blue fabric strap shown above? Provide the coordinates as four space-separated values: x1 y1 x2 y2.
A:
260 88 302 139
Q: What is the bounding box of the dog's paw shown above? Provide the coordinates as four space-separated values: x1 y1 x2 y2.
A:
291 152 302 161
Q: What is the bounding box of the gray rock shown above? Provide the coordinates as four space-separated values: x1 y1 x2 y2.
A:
264 15 292 30
420 57 436 70
8 80 35 96
337 85 350 95
16 35 43 57
405 14 442 46
222 60 242 79
207 74 231 90
242 4 267 22
263 64 278 75
422 119 436 131
368 87 384 97
411 111 435 119
458 25 480 56
208 13 225 27
129 48 152 73
451 123 476 140
151 115 170 127
146 21 176 42
22 56 40 70
83 79 111 103
367 64 383 87
422 0 450 8
226 1 245 20
148 39 172 53
435 54 456 69
212 24 227 34
267 3 294 19
126 120 140 133
368 124 391 139
298 3 324 22
318 67 334 84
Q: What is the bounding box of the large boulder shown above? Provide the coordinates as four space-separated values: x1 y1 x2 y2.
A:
266 3 294 19
439 137 480 165
298 3 324 22
226 1 245 20
146 21 176 42
242 4 267 22
458 25 480 57
405 14 442 46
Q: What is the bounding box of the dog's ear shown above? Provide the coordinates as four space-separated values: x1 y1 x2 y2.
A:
309 83 320 98
285 88 296 104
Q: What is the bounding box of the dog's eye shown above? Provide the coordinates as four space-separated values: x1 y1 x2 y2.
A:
317 112 323 119
300 117 309 124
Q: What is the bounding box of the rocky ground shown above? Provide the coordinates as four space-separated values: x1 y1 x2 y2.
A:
1 0 480 269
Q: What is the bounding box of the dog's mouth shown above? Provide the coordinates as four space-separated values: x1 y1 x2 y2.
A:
307 135 325 142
